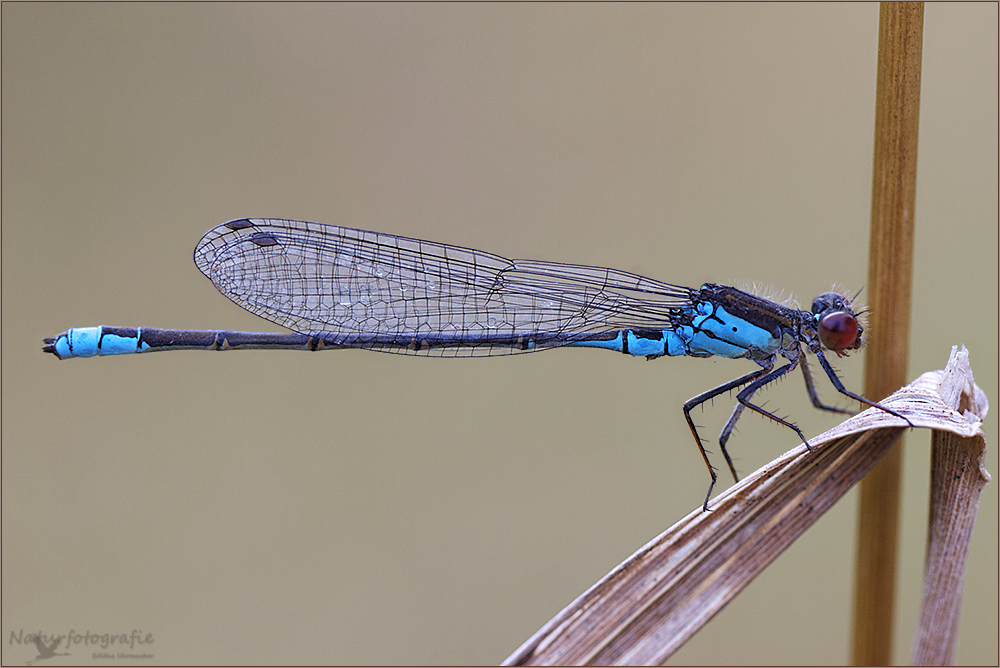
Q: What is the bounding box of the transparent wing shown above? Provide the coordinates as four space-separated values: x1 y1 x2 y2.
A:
193 218 694 355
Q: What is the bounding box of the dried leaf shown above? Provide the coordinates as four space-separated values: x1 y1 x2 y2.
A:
504 347 988 666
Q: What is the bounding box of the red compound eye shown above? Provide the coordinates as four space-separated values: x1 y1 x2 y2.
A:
818 311 859 351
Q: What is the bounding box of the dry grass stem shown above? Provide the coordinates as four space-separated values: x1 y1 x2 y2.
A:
855 3 924 662
911 347 990 666
504 347 987 667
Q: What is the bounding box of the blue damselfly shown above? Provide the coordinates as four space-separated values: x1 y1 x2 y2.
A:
44 218 909 508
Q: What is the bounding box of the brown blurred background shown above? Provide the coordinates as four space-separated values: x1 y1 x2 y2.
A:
3 4 996 664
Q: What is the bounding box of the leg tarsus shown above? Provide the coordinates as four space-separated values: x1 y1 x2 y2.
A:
814 348 914 427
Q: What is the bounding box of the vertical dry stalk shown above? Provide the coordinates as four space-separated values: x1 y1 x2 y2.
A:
854 4 923 665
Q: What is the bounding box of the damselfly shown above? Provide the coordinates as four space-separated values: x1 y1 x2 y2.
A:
44 218 909 509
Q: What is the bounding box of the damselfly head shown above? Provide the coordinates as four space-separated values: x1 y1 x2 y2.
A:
811 291 864 354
